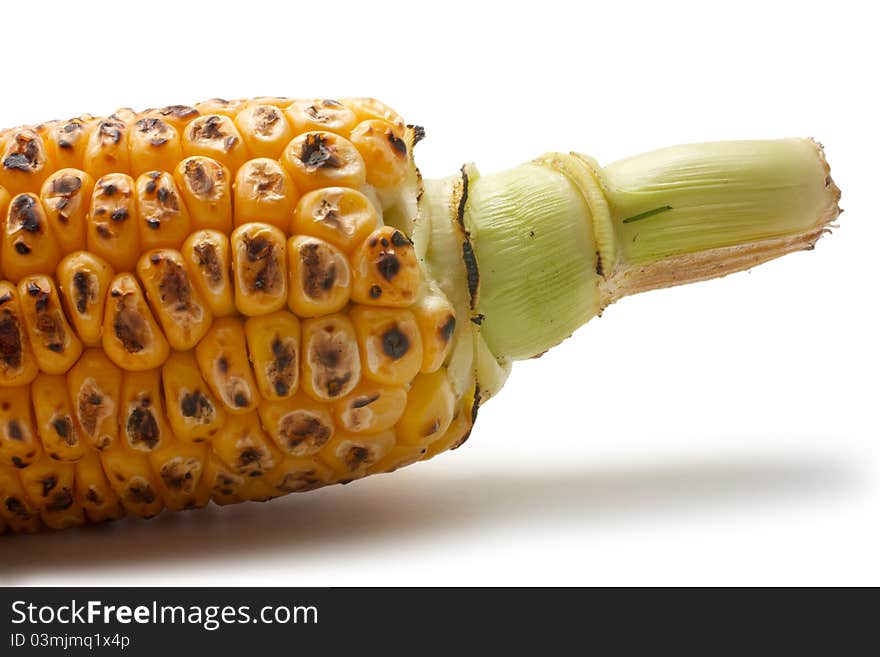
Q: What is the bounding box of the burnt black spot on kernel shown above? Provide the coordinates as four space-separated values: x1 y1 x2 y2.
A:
14 242 31 255
102 182 117 197
217 356 228 373
111 209 129 222
40 475 57 497
223 136 238 151
439 315 456 343
145 180 157 194
269 337 297 396
51 174 82 196
470 314 485 326
238 448 262 467
185 160 214 196
157 260 194 312
85 488 101 504
369 285 382 299
192 115 226 141
11 456 26 468
113 301 148 353
126 481 156 505
52 417 76 445
387 131 407 156
377 253 400 281
72 271 95 314
193 242 224 286
160 105 199 120
96 225 112 239
127 406 160 450
300 133 342 169
7 420 23 441
382 326 410 360
11 195 42 233
300 242 337 299
234 393 249 408
156 186 173 205
180 391 213 421
161 460 197 491
344 446 371 471
5 497 32 518
324 374 352 398
280 414 331 451
380 237 389 247
243 236 281 293
391 230 410 247
0 310 23 370
46 488 74 512
351 393 380 409
0 294 10 306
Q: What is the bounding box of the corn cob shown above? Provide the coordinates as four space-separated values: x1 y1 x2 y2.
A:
0 97 840 534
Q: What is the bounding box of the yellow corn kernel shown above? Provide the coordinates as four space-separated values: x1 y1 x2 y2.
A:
194 98 247 118
143 105 201 133
120 369 171 452
17 275 82 374
211 412 280 478
334 382 407 434
19 457 84 529
233 158 298 230
425 404 474 460
285 99 358 137
150 439 210 511
258 392 334 457
32 373 84 462
286 235 351 318
201 453 246 506
2 193 62 282
83 118 130 180
174 157 233 233
135 172 192 250
74 450 124 523
350 305 422 386
234 105 294 159
0 386 41 469
244 311 300 400
412 292 457 373
300 314 361 402
103 273 170 371
48 117 96 171
350 226 421 307
263 455 334 495
87 174 141 272
282 131 366 193
369 444 427 475
342 97 406 132
231 222 288 316
0 128 53 196
181 229 235 317
161 350 226 442
0 466 42 533
247 96 295 109
55 251 114 347
319 428 395 480
291 187 379 253
0 281 39 387
67 349 121 451
40 169 95 254
350 119 409 189
110 108 138 124
100 445 164 518
129 117 183 177
136 249 213 350
396 369 456 446
195 317 261 413
183 115 248 173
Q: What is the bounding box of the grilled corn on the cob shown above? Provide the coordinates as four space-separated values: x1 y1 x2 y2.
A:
0 97 840 533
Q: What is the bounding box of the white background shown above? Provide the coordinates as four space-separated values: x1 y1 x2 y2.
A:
1 0 876 586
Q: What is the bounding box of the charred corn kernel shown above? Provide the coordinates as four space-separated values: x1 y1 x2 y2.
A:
194 98 247 118
143 105 201 132
0 386 41 469
300 314 361 402
342 97 406 132
425 407 474 459
100 445 164 518
195 317 260 413
244 311 300 400
264 456 334 495
2 194 62 282
369 444 427 475
48 117 95 171
83 118 130 180
103 273 170 371
396 369 455 446
287 235 351 317
161 351 226 442
110 108 138 124
412 293 457 373
282 131 366 193
87 174 140 272
233 159 298 230
258 392 334 457
182 229 235 317
201 453 246 505
350 120 409 188
135 172 192 250
0 128 52 196
234 105 293 159
0 466 42 532
74 451 124 523
334 382 407 434
120 369 171 452
55 251 113 347
211 412 280 478
231 222 288 316
67 349 121 451
129 117 183 177
174 157 232 233
150 440 210 511
351 305 422 386
19 457 84 529
183 115 248 172
40 169 94 254
285 99 358 137
0 281 39 387
319 428 395 480
17 275 83 374
351 226 421 307
31 373 84 462
136 249 212 350
291 187 379 253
